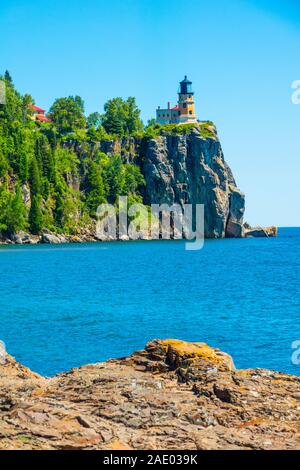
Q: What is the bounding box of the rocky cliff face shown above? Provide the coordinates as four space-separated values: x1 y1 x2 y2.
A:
0 339 299 450
141 125 245 238
0 124 250 245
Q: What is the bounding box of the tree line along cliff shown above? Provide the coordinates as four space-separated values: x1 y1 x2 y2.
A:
0 72 245 241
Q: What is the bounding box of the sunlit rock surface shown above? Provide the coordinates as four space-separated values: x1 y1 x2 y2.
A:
0 339 299 450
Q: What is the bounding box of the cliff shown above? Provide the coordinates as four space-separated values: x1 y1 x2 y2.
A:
0 78 274 243
0 339 298 450
141 124 245 238
1 123 250 244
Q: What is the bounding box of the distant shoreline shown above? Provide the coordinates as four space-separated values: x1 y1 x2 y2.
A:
0 224 278 246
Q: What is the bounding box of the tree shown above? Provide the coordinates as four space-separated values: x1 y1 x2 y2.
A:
126 97 144 134
123 163 145 194
54 146 79 175
49 97 86 133
146 118 156 127
29 156 42 196
87 112 101 128
29 195 43 234
22 94 34 123
103 155 124 202
85 161 105 214
0 152 9 178
4 70 13 86
102 155 145 203
101 97 143 136
53 175 80 233
71 95 85 113
34 134 56 184
104 112 123 135
1 185 27 235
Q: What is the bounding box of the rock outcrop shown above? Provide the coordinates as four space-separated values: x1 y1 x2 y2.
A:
0 339 298 450
141 125 245 238
245 226 278 238
41 230 67 244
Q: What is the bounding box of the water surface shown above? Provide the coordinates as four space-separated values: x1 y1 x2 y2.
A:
0 227 299 376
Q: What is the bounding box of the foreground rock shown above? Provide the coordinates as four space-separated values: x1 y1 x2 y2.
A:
0 339 298 450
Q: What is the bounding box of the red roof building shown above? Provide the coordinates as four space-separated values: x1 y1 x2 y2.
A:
29 104 51 123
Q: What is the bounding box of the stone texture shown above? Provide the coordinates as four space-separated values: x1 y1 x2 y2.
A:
0 339 298 450
41 231 67 244
141 126 245 238
21 184 31 208
245 226 278 238
11 231 39 245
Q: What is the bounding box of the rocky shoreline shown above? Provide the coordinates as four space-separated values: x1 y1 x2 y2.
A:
0 224 278 246
0 339 298 450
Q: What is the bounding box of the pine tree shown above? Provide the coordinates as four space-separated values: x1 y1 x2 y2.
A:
29 156 42 196
103 155 124 202
4 70 13 86
85 161 105 214
29 195 43 234
105 113 123 135
35 135 56 187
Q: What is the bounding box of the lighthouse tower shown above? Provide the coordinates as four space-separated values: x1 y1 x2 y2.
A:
155 76 197 125
177 76 197 123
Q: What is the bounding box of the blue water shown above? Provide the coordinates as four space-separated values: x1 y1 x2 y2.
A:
0 227 299 376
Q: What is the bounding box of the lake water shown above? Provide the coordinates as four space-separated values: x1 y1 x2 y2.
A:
0 227 299 376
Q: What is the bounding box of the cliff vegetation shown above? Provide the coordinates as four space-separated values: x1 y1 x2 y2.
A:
0 71 245 241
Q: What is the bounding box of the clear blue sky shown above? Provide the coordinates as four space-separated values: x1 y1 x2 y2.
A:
1 0 299 226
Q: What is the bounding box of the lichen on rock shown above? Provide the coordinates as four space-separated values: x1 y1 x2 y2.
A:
0 339 298 450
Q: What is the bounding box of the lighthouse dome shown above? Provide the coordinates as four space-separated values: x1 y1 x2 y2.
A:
179 76 193 95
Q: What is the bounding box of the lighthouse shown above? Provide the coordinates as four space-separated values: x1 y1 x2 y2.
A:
177 76 197 123
156 76 197 125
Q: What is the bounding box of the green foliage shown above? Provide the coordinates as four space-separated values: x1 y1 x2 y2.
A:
4 70 13 85
0 185 27 235
198 121 216 138
0 73 150 237
103 154 124 201
144 121 216 139
85 160 105 214
29 156 42 196
54 146 79 175
0 151 9 177
123 163 145 194
86 125 110 143
71 95 85 113
34 134 56 185
102 97 144 136
49 96 86 133
146 118 156 127
29 195 43 234
87 112 101 128
103 155 145 203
